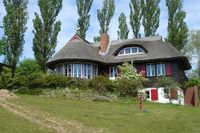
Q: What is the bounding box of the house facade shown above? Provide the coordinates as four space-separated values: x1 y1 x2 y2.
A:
47 33 191 105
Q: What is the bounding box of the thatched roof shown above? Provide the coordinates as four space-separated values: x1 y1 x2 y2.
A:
47 34 191 70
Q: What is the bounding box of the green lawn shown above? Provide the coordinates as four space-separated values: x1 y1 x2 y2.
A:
0 106 53 133
4 95 199 133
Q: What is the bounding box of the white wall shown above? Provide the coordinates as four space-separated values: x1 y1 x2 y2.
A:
141 87 184 105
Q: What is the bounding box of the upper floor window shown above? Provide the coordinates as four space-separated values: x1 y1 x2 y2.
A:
146 63 156 77
118 47 145 56
157 63 166 76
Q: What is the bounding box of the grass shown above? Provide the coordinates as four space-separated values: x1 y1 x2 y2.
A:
0 106 53 133
3 94 200 133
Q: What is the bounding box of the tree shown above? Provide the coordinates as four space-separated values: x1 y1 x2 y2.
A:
141 0 160 37
0 39 5 56
76 0 93 39
183 30 200 77
93 36 100 42
3 0 28 77
166 0 188 51
116 62 148 97
129 0 142 38
97 0 115 34
33 0 63 72
117 13 129 40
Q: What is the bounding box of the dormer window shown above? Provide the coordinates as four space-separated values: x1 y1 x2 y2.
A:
118 47 145 56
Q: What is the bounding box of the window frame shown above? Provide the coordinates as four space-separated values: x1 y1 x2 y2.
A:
118 46 145 56
157 63 166 76
109 66 118 78
146 63 156 77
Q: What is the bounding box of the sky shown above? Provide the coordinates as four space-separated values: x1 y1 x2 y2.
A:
0 0 200 62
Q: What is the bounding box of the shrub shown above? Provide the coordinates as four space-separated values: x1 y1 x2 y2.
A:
67 78 89 89
115 62 148 97
16 88 43 95
29 74 69 89
184 78 200 89
0 68 13 90
88 76 114 95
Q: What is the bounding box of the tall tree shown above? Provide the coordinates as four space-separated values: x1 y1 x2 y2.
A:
3 0 28 77
33 0 63 72
117 13 129 40
183 30 200 77
141 0 160 37
76 0 93 39
166 0 188 51
97 0 115 34
129 0 142 38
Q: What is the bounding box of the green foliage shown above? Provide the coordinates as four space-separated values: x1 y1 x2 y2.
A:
116 62 148 97
156 76 180 89
16 88 43 95
28 74 69 89
3 0 28 77
67 78 89 89
76 0 93 38
0 38 5 56
117 13 129 40
97 0 115 34
15 59 42 77
166 0 188 51
141 0 160 37
0 67 12 89
129 0 142 38
184 78 200 89
89 76 114 95
93 36 100 42
32 0 63 72
183 30 200 77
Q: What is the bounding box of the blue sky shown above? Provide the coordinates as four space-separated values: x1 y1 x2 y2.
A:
0 0 200 62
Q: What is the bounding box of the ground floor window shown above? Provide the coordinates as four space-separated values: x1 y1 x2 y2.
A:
59 62 98 79
65 63 72 77
109 66 118 78
157 63 166 76
73 63 82 78
145 91 150 99
164 88 170 98
56 65 63 75
146 63 156 77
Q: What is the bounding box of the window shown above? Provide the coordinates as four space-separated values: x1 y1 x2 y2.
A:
118 46 145 56
164 88 170 98
65 63 72 77
109 66 118 78
56 65 63 75
146 64 156 77
73 63 82 78
157 63 166 76
84 64 92 79
93 65 98 77
145 91 150 99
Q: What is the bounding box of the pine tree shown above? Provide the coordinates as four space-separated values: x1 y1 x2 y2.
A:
93 36 100 42
129 0 142 38
166 0 188 51
117 13 129 40
141 0 160 37
32 0 63 72
76 0 93 39
97 0 115 34
3 0 28 77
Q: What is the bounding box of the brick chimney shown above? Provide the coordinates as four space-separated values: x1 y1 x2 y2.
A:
100 33 110 53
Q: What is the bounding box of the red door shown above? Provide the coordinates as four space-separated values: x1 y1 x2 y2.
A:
151 89 158 101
